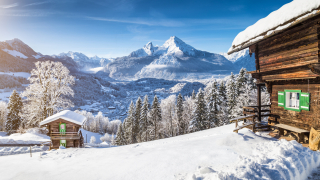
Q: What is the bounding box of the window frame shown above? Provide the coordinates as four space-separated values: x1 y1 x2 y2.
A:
284 89 301 112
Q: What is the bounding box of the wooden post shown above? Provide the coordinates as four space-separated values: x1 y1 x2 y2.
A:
257 84 262 122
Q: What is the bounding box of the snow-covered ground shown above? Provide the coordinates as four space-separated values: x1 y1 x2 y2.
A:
1 124 319 180
0 131 50 144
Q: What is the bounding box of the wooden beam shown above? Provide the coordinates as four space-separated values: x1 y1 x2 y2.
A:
257 84 262 122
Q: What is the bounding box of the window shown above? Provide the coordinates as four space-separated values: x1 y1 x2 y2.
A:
285 91 299 109
278 90 310 112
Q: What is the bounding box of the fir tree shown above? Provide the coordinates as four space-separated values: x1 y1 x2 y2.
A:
236 68 248 96
115 123 126 146
192 88 207 131
124 101 136 144
218 81 229 126
6 90 23 133
150 95 161 140
176 93 184 135
226 72 237 119
207 81 219 128
134 97 142 142
191 90 196 100
140 95 149 142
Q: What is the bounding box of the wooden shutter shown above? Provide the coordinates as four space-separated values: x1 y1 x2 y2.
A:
278 91 284 107
60 140 66 147
300 92 310 111
60 123 66 135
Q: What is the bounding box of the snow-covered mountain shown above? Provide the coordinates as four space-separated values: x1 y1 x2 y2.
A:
221 48 256 71
0 38 43 59
105 36 237 80
52 51 113 69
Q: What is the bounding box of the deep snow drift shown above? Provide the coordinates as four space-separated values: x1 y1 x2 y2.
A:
1 124 319 180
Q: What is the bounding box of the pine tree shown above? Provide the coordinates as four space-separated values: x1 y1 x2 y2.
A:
6 90 23 133
226 72 237 119
134 97 142 142
207 81 219 128
218 81 228 126
236 68 248 96
150 95 161 140
140 95 149 142
115 123 126 146
192 88 207 131
124 101 136 144
191 90 196 100
176 93 184 135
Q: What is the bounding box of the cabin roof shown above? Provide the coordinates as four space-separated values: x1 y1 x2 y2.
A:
228 0 320 55
40 110 86 126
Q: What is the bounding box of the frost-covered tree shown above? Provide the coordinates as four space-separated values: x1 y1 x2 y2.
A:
206 81 219 128
90 136 96 144
115 123 126 146
218 81 229 126
124 101 136 144
21 61 75 127
191 90 196 100
161 95 176 137
192 88 207 131
0 101 7 131
140 95 150 142
150 95 161 140
236 68 248 96
182 96 195 133
6 90 23 133
176 93 184 135
226 72 237 119
134 97 142 142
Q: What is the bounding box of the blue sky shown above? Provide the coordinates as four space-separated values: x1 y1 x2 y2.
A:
0 0 292 58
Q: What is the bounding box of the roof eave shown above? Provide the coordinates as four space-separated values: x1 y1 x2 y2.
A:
227 10 320 55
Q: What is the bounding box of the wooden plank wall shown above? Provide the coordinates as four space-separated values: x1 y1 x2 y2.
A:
47 118 81 133
257 16 320 81
271 82 320 130
52 140 79 148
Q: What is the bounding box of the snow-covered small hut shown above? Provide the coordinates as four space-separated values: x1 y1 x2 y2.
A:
228 0 320 143
40 110 86 149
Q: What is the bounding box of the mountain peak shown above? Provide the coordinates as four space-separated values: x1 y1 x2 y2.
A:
163 36 196 56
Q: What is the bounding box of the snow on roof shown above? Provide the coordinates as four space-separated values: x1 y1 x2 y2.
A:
39 110 86 126
228 0 320 54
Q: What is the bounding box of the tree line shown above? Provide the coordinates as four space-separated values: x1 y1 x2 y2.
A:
115 68 270 145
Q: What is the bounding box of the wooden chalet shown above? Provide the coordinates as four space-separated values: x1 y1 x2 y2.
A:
40 110 86 149
228 1 320 145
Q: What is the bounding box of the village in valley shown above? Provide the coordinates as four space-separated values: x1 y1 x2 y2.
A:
1 0 320 179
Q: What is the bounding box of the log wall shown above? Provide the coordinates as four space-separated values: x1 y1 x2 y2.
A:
254 15 320 81
270 81 320 131
47 118 81 133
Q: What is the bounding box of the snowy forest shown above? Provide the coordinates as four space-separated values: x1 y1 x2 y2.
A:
0 60 270 146
115 68 270 145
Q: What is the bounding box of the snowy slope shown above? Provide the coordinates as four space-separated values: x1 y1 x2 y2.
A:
106 36 236 80
1 124 319 180
221 48 256 71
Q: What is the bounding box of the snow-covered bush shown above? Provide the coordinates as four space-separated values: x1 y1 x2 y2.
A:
100 133 111 143
90 136 96 144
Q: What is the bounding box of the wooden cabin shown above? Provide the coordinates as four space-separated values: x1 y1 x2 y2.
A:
228 2 320 143
40 110 86 149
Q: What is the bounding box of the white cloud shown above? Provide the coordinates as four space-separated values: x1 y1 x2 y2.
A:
86 16 184 27
24 1 51 7
0 3 18 9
